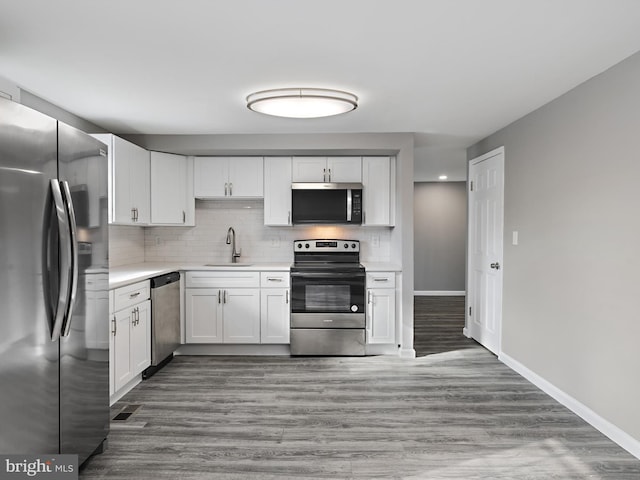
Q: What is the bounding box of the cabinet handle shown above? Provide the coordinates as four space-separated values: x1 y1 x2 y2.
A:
131 208 136 222
132 307 136 326
374 278 389 282
129 292 141 299
182 210 186 223
112 316 117 336
286 290 289 304
323 168 327 182
367 291 373 304
267 277 283 282
328 168 331 182
287 211 291 225
224 290 227 303
229 183 233 196
225 183 228 196
218 290 221 304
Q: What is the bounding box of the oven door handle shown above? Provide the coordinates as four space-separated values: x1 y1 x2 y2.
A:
290 271 364 278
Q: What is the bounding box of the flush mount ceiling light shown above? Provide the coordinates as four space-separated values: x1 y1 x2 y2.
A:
246 88 358 118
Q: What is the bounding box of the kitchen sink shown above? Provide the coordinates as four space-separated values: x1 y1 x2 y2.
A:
204 263 253 267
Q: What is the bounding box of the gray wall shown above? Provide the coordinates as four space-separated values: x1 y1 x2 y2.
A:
468 51 640 443
414 182 466 292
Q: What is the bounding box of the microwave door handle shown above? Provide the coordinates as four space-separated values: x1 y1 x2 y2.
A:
346 189 352 222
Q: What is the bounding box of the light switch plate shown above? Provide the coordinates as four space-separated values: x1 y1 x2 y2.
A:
512 231 519 246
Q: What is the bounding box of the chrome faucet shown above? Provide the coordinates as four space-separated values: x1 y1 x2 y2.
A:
225 227 242 263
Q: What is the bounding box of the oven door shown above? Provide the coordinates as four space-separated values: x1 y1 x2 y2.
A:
290 269 365 320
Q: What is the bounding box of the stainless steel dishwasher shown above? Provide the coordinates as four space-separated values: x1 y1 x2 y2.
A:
143 271 181 379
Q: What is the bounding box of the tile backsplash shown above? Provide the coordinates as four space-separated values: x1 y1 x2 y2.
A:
110 199 391 266
109 225 145 267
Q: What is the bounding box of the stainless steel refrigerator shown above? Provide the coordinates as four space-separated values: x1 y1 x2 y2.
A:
0 97 109 464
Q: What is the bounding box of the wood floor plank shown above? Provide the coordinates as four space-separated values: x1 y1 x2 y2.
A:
79 297 640 479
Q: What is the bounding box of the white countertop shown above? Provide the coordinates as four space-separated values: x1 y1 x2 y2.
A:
109 262 292 289
361 262 402 272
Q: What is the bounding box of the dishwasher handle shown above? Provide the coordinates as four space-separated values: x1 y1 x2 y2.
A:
150 271 181 288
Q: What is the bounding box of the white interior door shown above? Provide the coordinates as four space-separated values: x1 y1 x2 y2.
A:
466 146 504 355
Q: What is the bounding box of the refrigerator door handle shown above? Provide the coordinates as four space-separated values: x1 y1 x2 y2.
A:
60 181 78 337
49 179 72 342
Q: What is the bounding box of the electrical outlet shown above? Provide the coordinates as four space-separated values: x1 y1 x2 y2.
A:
371 235 380 248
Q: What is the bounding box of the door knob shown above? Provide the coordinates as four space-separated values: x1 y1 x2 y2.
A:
490 262 501 270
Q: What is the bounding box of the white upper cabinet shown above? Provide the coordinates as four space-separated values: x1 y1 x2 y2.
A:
150 151 194 225
362 156 395 226
327 157 362 182
194 157 263 198
93 134 150 225
292 156 361 183
264 157 292 226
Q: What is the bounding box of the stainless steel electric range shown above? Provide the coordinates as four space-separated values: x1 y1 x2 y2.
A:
290 239 366 356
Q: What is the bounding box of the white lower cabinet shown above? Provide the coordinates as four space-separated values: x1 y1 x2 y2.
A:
185 272 261 344
223 289 261 343
260 272 290 344
109 280 151 395
366 272 396 344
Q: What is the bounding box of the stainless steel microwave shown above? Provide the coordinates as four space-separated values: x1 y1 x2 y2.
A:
291 183 363 225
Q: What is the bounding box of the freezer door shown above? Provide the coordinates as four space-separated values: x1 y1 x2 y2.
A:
0 98 60 454
58 122 110 464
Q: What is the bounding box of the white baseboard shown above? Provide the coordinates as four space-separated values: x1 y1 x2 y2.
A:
110 374 142 406
414 290 466 296
499 352 640 460
176 344 290 356
462 327 470 338
400 348 416 359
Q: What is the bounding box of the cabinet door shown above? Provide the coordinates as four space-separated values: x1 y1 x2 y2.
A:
194 157 228 198
292 157 327 182
130 147 150 224
223 289 260 343
260 288 290 344
264 157 292 226
111 136 150 224
366 288 396 344
151 151 189 224
109 315 115 396
327 157 362 182
228 157 263 197
131 300 151 376
113 309 133 392
362 156 393 226
185 288 223 343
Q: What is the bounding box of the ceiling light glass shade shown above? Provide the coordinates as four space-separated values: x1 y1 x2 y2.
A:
246 88 358 118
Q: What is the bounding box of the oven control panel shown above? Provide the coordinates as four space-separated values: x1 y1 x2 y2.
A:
294 239 360 252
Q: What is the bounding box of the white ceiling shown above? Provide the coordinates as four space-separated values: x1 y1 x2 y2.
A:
2 0 640 181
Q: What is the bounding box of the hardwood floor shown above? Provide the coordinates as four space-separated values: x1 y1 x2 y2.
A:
80 298 640 479
413 296 475 357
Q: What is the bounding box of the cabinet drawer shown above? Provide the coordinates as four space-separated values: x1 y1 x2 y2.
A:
113 280 150 311
366 272 395 288
260 272 290 288
186 271 260 288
